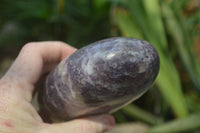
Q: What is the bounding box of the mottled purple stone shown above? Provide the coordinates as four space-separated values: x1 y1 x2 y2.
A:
39 37 160 121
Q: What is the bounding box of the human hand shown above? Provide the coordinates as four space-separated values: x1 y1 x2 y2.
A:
0 42 115 133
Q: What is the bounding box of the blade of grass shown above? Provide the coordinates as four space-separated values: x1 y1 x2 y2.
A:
147 114 200 133
162 1 200 91
125 0 153 42
142 0 183 93
143 0 168 51
113 111 128 123
113 7 143 39
122 104 161 125
156 60 188 117
173 0 200 90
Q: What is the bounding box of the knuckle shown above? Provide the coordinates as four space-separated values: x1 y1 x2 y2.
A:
54 41 66 45
75 121 101 133
21 42 37 53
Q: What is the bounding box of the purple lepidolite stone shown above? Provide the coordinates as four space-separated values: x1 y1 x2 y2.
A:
39 37 160 121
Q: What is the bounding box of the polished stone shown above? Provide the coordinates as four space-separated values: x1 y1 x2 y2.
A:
39 37 160 121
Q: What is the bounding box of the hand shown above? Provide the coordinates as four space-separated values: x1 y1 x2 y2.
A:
0 42 115 133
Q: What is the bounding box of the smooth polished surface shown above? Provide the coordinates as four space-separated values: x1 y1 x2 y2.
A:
39 37 160 121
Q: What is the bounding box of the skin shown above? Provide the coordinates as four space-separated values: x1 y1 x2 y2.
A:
0 41 115 133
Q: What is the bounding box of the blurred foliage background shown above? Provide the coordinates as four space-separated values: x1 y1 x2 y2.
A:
0 0 200 132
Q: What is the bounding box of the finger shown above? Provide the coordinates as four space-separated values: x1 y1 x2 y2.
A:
2 41 76 101
39 114 115 133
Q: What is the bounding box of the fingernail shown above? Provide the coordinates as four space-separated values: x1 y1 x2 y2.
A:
101 115 115 131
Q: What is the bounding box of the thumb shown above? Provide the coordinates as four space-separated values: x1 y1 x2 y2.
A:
40 114 115 133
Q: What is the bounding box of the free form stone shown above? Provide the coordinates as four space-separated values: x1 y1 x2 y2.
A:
38 37 160 121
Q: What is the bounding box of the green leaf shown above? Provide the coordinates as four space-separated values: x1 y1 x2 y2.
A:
148 114 200 133
162 1 200 91
122 104 161 125
143 0 168 51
